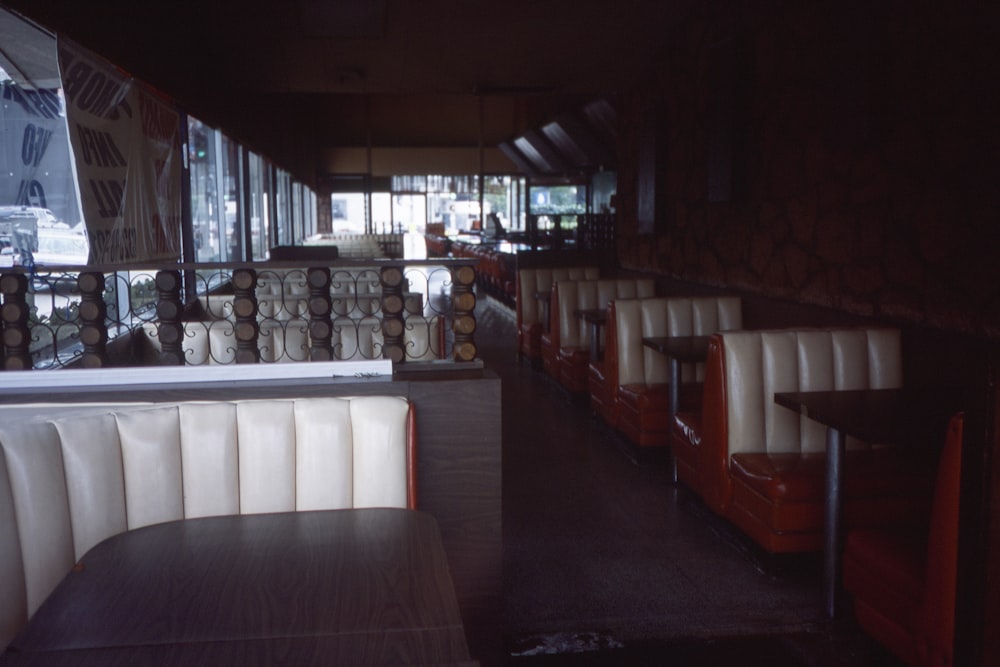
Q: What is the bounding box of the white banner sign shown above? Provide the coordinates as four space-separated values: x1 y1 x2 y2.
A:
58 38 182 264
0 80 80 225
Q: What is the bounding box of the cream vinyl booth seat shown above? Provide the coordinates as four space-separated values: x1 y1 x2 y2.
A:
598 295 742 445
544 278 657 392
0 396 416 650
682 328 937 553
515 265 600 363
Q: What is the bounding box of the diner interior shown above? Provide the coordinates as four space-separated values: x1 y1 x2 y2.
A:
1 1 998 666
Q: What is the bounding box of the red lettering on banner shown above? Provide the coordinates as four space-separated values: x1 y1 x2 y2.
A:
140 96 177 142
90 228 138 263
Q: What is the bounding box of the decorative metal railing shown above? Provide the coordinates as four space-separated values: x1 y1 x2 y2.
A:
0 258 478 370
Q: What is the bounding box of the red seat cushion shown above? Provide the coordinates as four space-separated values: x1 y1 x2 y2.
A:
730 452 827 502
519 322 542 357
731 449 936 504
845 527 925 617
843 527 924 665
729 450 936 539
558 346 590 392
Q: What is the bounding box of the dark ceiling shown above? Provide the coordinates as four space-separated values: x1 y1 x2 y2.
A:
2 0 684 180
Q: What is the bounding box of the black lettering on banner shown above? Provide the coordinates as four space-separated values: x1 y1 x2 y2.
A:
21 124 54 167
60 56 129 119
38 90 62 119
75 125 127 168
95 127 126 167
58 46 76 79
22 89 61 120
15 180 47 209
78 75 121 118
0 83 61 120
61 59 93 105
88 179 125 218
75 124 94 165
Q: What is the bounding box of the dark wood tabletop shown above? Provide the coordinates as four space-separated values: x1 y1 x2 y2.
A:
774 387 964 446
3 509 470 666
574 308 607 324
641 335 711 362
773 386 969 618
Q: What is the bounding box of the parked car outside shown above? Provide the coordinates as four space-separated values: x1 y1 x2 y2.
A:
32 225 90 266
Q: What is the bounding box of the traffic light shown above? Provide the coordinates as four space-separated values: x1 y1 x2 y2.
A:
191 133 208 161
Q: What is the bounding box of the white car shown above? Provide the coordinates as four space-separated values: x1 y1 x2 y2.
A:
33 227 90 266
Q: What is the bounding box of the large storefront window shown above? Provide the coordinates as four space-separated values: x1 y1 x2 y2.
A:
484 175 525 233
274 170 292 247
0 12 83 255
329 174 524 239
220 133 243 262
188 119 245 263
188 117 221 261
528 180 586 232
330 192 367 233
247 151 270 260
424 175 478 235
371 191 391 233
393 194 426 233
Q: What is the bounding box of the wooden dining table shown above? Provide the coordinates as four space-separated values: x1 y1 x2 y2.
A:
575 308 609 361
641 335 711 482
533 290 552 334
774 387 964 618
0 509 472 666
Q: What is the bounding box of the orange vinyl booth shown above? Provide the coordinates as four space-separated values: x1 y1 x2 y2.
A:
842 411 964 667
516 266 600 365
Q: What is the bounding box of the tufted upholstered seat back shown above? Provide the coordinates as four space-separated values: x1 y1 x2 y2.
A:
516 266 600 331
516 265 601 365
600 296 741 448
669 326 930 554
615 296 743 387
554 279 657 350
0 396 415 649
718 328 902 458
685 327 904 523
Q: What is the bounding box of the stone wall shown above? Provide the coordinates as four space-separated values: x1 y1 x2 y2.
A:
615 1 1000 340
